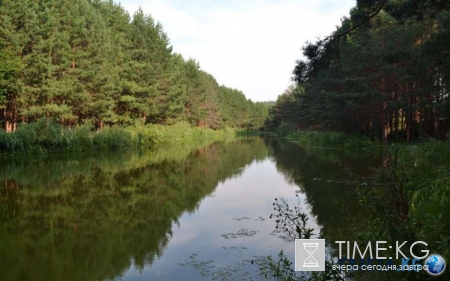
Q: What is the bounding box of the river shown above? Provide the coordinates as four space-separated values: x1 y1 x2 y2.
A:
0 137 382 281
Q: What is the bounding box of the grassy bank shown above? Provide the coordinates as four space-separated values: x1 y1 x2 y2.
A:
235 130 265 136
274 124 374 149
286 131 373 149
375 141 450 259
339 140 450 280
259 140 450 280
0 120 235 153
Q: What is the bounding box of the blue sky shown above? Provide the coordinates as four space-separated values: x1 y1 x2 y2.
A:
118 0 356 101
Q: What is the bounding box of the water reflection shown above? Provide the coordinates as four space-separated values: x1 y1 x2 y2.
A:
269 139 384 242
0 137 380 281
0 138 271 281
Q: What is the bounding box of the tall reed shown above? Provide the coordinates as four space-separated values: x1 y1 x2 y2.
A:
0 120 236 153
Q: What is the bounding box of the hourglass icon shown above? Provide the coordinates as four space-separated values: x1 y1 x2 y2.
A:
302 243 319 267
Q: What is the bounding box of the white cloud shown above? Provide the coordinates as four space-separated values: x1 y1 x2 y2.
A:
119 0 356 101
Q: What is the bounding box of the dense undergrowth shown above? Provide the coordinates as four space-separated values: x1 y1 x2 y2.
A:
376 141 450 259
0 120 235 153
286 131 373 149
260 140 450 280
276 125 374 149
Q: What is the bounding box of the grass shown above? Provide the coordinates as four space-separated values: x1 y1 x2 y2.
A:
235 129 264 136
272 123 373 149
0 120 236 153
377 141 450 260
286 131 374 149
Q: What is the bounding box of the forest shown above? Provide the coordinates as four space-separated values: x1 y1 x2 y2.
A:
0 0 268 138
268 0 450 143
260 1 450 280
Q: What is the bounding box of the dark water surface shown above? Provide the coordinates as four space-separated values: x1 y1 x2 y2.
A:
0 137 381 281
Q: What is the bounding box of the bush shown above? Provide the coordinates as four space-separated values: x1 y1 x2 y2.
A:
93 126 136 150
276 123 295 137
286 131 373 149
0 120 236 153
64 125 93 150
377 141 450 259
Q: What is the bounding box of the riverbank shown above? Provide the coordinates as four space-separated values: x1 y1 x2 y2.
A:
258 139 450 280
375 141 450 257
344 140 450 280
275 126 374 149
0 120 235 153
286 131 373 149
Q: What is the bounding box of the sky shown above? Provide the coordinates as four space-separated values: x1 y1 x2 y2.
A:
118 0 356 102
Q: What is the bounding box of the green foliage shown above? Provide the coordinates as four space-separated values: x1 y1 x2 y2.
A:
138 121 235 145
270 0 450 143
261 138 450 281
0 120 236 153
0 120 67 152
0 49 22 104
261 101 276 108
258 197 345 281
346 141 450 280
258 251 300 281
0 0 264 135
92 126 136 150
286 131 373 149
217 86 270 130
376 141 450 259
276 123 296 137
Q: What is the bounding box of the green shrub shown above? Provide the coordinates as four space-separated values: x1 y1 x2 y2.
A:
286 131 373 149
0 120 236 153
0 130 18 151
372 140 450 269
93 126 137 150
64 125 93 150
276 123 295 137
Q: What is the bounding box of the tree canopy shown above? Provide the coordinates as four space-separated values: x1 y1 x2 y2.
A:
270 0 450 142
0 0 268 132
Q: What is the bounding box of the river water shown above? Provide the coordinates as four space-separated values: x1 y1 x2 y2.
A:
0 137 381 281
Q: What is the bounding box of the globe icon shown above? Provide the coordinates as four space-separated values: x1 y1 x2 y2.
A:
425 254 446 276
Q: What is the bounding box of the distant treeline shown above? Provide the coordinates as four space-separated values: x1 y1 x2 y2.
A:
0 0 268 132
268 0 450 143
